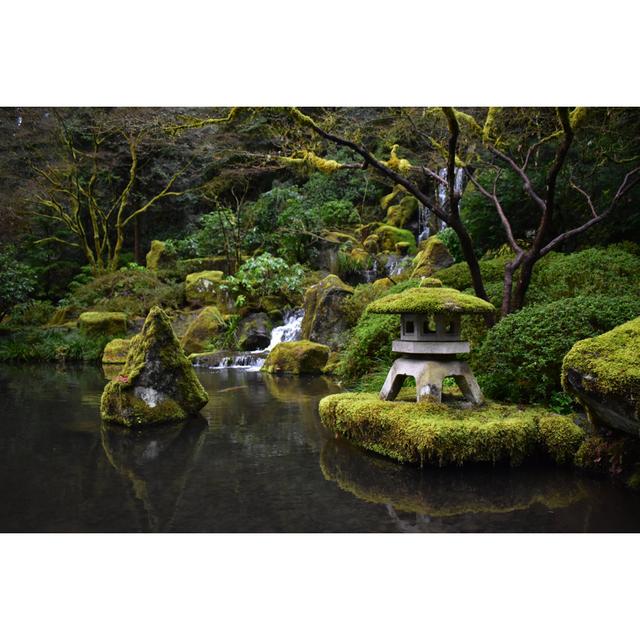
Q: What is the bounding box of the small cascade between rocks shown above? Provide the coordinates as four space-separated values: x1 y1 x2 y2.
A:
194 309 305 372
417 167 465 244
385 254 413 277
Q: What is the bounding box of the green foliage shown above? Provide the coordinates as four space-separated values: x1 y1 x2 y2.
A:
222 252 305 300
0 248 37 321
436 255 510 291
436 228 464 263
313 199 361 227
165 208 237 259
0 329 110 362
7 300 55 327
473 295 640 404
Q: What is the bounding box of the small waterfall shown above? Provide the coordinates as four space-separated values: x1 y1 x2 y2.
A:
267 309 304 350
193 309 305 372
385 255 412 277
417 167 465 243
362 257 379 283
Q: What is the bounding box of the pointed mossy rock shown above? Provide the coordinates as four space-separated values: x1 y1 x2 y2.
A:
411 236 454 278
301 274 353 350
78 311 127 337
100 306 209 427
262 340 330 375
180 306 225 356
102 338 132 364
185 270 225 307
562 316 640 436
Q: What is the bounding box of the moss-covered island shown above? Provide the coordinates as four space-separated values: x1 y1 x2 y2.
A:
100 306 209 427
262 340 330 375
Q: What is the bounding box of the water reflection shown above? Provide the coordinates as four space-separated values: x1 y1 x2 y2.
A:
100 418 208 532
320 438 591 532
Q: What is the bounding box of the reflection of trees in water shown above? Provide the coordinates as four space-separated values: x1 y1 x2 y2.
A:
100 418 208 532
320 438 590 532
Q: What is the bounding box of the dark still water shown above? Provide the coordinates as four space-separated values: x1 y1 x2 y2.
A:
1 363 640 533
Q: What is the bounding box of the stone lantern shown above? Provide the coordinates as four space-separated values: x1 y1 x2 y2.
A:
366 279 495 404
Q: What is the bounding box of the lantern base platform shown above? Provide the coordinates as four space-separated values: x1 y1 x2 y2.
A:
379 357 484 405
392 340 469 355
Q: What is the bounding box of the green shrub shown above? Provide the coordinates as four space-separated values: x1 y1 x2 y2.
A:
67 270 185 317
7 300 56 326
0 329 109 362
0 248 37 322
435 228 464 263
473 295 640 404
436 255 510 291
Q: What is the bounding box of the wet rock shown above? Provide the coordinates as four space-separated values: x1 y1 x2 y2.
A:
237 312 273 351
262 340 330 375
78 311 127 337
301 274 353 350
386 195 418 228
563 317 640 436
180 306 225 355
185 270 225 307
411 236 454 278
100 306 209 427
376 225 416 253
102 338 132 364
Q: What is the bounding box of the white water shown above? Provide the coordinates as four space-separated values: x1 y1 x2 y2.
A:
197 309 305 372
418 167 465 243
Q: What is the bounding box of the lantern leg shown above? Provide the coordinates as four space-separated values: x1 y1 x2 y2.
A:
452 366 484 405
379 361 407 401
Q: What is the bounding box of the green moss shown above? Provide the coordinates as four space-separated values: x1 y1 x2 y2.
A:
301 274 353 342
386 196 418 228
367 286 495 315
180 306 226 355
262 340 330 375
375 225 416 253
319 392 580 466
538 415 586 464
184 270 225 307
146 240 176 270
100 306 209 427
419 277 443 288
363 234 379 253
411 236 454 278
78 311 127 337
380 184 406 211
102 338 132 364
436 256 510 291
562 317 640 413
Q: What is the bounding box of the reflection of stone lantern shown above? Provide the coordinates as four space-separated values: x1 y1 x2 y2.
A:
366 280 495 404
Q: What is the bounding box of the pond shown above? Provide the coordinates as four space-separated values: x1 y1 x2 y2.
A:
1 363 640 533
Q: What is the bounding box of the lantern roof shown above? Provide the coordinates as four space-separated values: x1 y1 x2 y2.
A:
367 285 495 316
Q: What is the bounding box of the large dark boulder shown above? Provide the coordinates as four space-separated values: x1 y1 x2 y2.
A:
100 306 209 427
237 312 273 351
301 275 353 350
563 317 640 436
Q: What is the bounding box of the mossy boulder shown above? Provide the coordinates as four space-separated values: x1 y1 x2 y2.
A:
395 241 411 256
363 234 380 253
301 274 354 350
102 338 132 364
262 340 330 375
78 311 127 337
185 270 225 307
386 195 418 228
100 306 209 427
180 306 226 356
562 316 640 436
376 225 416 253
318 392 585 466
411 236 454 278
146 240 175 270
237 312 273 351
174 256 229 279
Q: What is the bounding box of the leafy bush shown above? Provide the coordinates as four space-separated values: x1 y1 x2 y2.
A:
0 329 109 362
67 270 185 317
473 295 640 404
436 255 510 291
222 252 305 301
312 199 360 227
435 228 463 263
7 300 55 326
0 248 37 321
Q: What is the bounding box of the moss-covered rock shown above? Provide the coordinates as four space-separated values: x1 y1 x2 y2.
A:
146 240 175 270
78 311 127 337
174 256 229 279
411 236 454 278
318 392 585 466
102 338 132 364
562 316 640 436
363 234 379 254
262 340 330 375
185 270 225 307
376 225 417 253
180 306 226 356
367 286 495 316
386 195 418 228
48 305 79 326
301 274 354 349
237 312 272 350
100 306 208 427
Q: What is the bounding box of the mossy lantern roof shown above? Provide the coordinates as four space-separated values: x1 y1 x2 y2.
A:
366 285 495 316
